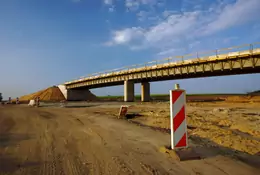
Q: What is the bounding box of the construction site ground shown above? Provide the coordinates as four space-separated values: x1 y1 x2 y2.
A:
0 101 260 175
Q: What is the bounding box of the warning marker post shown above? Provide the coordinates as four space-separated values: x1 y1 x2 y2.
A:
170 88 188 150
160 84 200 161
16 97 20 104
118 105 129 119
35 97 40 107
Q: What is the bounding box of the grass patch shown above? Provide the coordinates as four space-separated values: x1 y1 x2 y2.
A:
98 95 122 98
98 93 244 99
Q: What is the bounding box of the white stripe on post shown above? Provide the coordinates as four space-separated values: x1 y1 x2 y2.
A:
170 90 174 149
174 121 186 146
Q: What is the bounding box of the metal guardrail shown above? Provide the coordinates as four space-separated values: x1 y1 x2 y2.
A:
65 42 260 84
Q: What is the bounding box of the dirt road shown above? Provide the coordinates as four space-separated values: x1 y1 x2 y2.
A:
0 105 259 175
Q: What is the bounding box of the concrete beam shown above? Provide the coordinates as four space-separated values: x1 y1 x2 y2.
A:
141 82 150 102
124 80 134 102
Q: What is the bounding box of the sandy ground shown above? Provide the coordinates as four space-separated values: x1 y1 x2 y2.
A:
0 102 260 175
128 102 260 154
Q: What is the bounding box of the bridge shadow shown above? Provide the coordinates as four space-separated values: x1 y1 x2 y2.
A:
0 153 43 174
0 133 33 148
0 132 43 174
64 104 100 108
189 135 260 169
39 102 101 108
125 113 143 119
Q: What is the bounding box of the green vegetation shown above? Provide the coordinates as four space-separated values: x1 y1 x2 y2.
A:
248 90 260 95
98 93 244 99
98 95 123 98
0 93 2 102
185 93 243 96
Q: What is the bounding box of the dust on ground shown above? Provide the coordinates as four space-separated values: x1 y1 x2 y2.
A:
0 102 260 175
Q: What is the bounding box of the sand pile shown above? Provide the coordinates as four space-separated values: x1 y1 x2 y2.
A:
19 86 66 102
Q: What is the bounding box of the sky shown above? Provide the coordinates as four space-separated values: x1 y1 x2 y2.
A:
0 0 260 99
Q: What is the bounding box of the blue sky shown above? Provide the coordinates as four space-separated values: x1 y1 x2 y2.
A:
0 0 260 99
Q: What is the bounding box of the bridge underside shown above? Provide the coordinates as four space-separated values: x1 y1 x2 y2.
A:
69 68 260 102
72 67 260 90
66 55 260 102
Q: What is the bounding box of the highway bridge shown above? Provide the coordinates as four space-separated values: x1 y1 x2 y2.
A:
63 43 260 102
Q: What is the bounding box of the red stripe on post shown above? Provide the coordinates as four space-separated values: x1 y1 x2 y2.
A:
175 133 187 148
171 91 183 104
173 106 185 132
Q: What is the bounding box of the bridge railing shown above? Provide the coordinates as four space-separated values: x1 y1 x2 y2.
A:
66 42 260 84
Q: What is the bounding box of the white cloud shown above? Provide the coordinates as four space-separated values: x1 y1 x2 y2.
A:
189 41 201 49
107 11 201 48
202 0 260 35
109 6 115 12
71 0 81 2
104 0 116 12
137 11 149 21
107 27 145 45
145 11 200 43
104 0 113 5
125 0 140 11
125 0 159 11
156 0 165 7
140 0 157 4
105 0 260 55
137 10 161 22
103 0 161 12
157 48 184 56
223 37 238 44
162 10 178 18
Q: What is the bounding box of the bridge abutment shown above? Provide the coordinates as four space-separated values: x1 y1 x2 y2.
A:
58 85 97 101
124 80 135 102
141 82 150 102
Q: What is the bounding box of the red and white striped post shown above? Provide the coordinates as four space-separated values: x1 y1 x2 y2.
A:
16 97 19 104
170 84 188 150
35 96 40 107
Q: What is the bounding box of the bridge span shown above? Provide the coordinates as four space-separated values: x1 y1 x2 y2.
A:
64 43 260 102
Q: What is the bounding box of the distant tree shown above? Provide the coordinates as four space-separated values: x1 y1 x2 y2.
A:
0 93 2 102
247 90 260 95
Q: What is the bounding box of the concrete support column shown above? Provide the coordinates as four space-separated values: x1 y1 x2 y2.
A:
124 80 135 102
141 82 150 102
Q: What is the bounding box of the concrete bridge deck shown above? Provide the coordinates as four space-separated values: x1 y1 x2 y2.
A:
63 43 260 102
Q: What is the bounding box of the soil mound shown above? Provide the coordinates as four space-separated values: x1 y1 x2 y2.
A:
19 86 66 102
225 95 260 102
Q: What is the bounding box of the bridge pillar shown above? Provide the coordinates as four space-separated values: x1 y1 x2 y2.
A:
141 82 150 102
124 80 134 102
